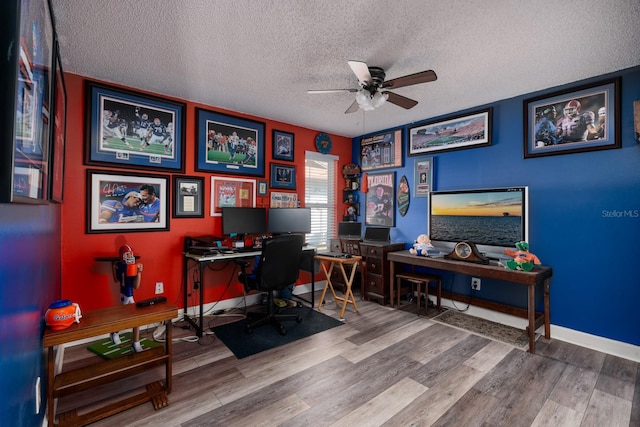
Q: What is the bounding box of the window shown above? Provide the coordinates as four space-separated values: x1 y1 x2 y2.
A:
305 151 337 250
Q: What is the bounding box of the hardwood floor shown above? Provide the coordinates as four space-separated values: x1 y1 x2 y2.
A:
58 292 639 426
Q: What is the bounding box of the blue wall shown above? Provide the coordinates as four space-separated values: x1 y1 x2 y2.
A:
359 66 640 347
0 204 60 426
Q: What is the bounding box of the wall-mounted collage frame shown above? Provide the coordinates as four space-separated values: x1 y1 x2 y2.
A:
523 78 620 158
86 169 169 234
210 176 256 216
272 129 294 161
173 175 204 218
85 81 186 172
196 108 265 177
1 0 56 203
270 163 296 190
409 108 492 155
413 157 433 198
359 128 403 171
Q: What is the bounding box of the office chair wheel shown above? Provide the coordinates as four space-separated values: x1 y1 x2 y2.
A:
296 301 303 308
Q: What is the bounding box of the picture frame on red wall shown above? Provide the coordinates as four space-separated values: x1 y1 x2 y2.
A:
86 169 169 233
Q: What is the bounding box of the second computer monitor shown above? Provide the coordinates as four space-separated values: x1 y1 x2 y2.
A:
268 208 311 234
338 221 362 238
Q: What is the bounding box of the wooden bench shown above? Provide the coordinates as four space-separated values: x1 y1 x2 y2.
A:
394 272 441 316
43 302 177 426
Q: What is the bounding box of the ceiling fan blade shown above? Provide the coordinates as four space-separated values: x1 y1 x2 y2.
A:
382 70 437 90
385 91 419 109
307 89 358 94
344 100 360 114
348 60 372 85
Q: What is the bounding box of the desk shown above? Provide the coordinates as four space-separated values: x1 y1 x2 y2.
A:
387 251 552 353
316 254 362 318
183 247 316 337
43 302 177 427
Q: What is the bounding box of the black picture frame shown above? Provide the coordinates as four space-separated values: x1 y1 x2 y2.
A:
360 128 403 171
173 175 204 218
523 78 621 158
86 169 169 234
270 163 296 190
195 108 266 176
272 129 294 161
85 81 186 172
0 0 56 203
49 42 66 203
408 108 492 156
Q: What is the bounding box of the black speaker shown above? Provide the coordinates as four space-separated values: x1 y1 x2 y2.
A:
183 237 192 253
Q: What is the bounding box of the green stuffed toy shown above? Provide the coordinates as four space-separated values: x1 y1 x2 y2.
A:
503 241 541 271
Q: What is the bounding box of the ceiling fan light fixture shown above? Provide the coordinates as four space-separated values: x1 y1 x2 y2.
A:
355 89 387 111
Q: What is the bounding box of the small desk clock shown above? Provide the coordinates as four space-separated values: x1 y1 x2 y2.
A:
444 241 490 264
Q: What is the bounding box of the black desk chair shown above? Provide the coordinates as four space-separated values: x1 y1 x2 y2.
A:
246 234 304 335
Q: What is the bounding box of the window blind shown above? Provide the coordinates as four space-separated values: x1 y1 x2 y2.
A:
305 151 337 251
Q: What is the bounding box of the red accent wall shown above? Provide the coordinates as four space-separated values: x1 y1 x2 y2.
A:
61 74 352 311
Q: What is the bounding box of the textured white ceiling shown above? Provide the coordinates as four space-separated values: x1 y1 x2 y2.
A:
52 0 640 138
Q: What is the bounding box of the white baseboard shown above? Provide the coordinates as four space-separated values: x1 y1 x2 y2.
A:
434 296 640 363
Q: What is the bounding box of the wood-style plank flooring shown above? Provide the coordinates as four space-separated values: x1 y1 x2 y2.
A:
58 291 640 426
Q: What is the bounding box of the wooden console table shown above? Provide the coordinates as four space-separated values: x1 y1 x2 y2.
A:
43 302 177 426
387 251 552 353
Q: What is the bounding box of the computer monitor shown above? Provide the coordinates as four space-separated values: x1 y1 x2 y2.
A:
364 226 390 242
267 208 311 234
338 221 362 238
221 207 267 235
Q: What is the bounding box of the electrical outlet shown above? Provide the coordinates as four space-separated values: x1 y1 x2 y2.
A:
155 281 164 294
471 277 481 291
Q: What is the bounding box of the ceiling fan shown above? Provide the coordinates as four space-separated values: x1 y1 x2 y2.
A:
307 60 437 114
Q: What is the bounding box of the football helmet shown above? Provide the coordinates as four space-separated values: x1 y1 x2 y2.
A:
45 300 82 330
563 100 581 117
119 244 135 264
122 191 141 205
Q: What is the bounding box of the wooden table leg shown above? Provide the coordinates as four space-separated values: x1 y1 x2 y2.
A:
317 261 336 311
337 262 359 318
543 278 551 339
528 285 536 353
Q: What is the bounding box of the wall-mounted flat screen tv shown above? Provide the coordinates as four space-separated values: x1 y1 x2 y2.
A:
428 186 528 259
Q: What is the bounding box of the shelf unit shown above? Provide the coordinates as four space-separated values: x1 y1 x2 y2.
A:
342 163 361 222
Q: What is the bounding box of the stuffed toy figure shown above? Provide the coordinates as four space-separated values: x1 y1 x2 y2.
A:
503 241 541 271
409 234 435 256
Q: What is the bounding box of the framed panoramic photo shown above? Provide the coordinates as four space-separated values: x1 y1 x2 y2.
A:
270 192 298 208
49 43 67 203
85 81 186 172
0 0 55 203
86 170 169 234
523 78 621 158
360 128 403 171
173 175 204 218
270 163 296 190
365 171 396 227
409 108 492 156
196 108 266 176
210 176 256 216
414 157 434 198
272 129 294 161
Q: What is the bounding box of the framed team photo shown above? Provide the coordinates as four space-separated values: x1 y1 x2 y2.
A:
269 163 296 190
210 176 256 216
365 171 396 227
86 170 169 234
523 78 621 158
196 108 266 177
272 129 294 161
85 81 186 172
